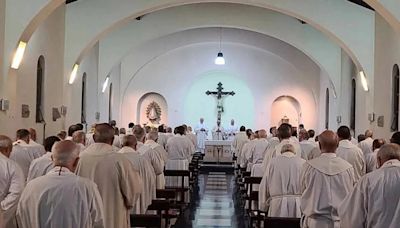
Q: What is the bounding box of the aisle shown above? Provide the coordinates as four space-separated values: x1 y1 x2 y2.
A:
174 172 247 228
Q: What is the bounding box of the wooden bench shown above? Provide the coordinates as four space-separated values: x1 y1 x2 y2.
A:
130 214 161 228
264 217 301 228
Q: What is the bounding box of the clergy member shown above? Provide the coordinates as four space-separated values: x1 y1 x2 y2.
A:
76 123 142 228
299 129 317 160
134 126 164 176
233 126 249 164
195 118 208 154
300 130 355 228
226 119 238 140
212 120 225 140
27 136 60 182
17 140 104 228
246 129 269 172
119 135 156 214
72 130 86 153
186 126 197 148
358 130 374 156
10 129 41 179
259 144 305 217
339 143 400 227
28 128 46 156
365 138 385 173
336 126 366 182
0 135 24 228
145 130 167 189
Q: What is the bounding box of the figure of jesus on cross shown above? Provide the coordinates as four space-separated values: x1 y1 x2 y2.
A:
206 82 235 122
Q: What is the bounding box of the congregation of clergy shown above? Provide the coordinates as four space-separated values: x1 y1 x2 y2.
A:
1 118 400 228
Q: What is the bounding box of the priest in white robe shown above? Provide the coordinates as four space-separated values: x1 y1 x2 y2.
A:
299 129 317 160
233 126 249 165
28 128 46 156
259 144 305 217
226 119 238 140
10 129 42 179
262 124 301 172
186 126 197 148
134 126 164 177
27 136 61 182
358 129 374 156
76 123 142 228
336 126 366 182
300 130 355 228
195 118 208 154
165 126 194 199
72 130 86 153
246 130 269 171
0 135 25 228
240 133 256 168
157 125 168 149
145 131 167 189
365 139 385 173
212 120 225 140
339 143 400 228
119 135 157 214
17 140 104 228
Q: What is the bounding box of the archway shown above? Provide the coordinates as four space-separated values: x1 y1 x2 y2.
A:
137 92 168 126
271 96 301 127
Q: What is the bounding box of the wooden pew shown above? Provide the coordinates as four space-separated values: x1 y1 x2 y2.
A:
130 214 161 228
264 217 301 228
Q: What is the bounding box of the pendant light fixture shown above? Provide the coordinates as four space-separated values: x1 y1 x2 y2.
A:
215 28 225 65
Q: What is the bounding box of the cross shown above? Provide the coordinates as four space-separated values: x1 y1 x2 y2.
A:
206 82 235 121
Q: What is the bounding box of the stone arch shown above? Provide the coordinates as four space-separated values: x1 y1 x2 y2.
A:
271 95 301 127
136 92 168 126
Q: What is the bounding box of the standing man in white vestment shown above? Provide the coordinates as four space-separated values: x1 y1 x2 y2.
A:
246 130 269 172
195 118 208 154
119 135 157 214
300 130 355 228
28 128 46 156
212 120 225 140
10 129 41 180
358 130 374 156
76 123 142 228
17 140 104 228
233 126 249 163
226 119 238 141
72 130 86 153
299 129 317 160
339 143 400 228
157 125 168 149
336 126 366 182
0 136 24 228
186 126 197 148
27 136 61 182
259 144 305 217
365 138 385 173
134 126 164 177
145 131 167 189
165 126 195 199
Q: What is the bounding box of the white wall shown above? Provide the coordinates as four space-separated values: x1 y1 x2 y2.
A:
373 14 400 139
0 6 65 142
120 41 320 130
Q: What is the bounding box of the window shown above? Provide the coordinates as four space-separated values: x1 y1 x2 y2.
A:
391 64 400 132
81 73 87 124
36 56 45 123
325 88 329 129
350 79 356 131
108 83 113 122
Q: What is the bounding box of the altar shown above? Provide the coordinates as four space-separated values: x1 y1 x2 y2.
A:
204 140 233 163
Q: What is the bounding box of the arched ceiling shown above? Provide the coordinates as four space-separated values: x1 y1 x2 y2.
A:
94 4 341 94
62 0 375 85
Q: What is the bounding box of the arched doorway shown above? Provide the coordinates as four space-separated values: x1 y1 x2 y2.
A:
271 96 301 127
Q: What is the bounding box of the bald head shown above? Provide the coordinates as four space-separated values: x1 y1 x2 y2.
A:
377 143 400 168
122 135 137 149
52 140 79 171
258 129 267 139
318 130 339 153
0 135 13 157
72 130 86 145
365 130 373 138
93 123 115 145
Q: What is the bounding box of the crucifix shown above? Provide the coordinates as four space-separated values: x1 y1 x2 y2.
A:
205 82 235 122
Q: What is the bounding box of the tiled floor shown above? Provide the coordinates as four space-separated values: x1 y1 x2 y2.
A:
174 172 248 228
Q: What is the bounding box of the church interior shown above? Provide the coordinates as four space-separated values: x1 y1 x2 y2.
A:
1 0 400 228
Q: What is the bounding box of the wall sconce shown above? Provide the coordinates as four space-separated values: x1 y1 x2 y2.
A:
368 113 375 122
